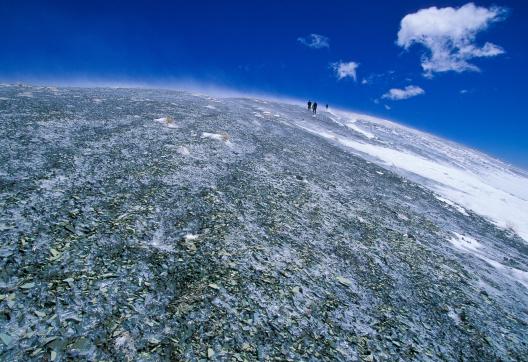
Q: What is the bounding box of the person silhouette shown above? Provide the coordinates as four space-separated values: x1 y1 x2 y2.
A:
312 102 318 114
307 100 312 110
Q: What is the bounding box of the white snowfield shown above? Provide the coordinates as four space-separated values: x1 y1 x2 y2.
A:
296 108 528 242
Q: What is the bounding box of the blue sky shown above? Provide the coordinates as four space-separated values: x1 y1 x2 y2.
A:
2 1 527 169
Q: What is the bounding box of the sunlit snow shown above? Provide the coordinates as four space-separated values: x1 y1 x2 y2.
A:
450 232 528 288
297 110 528 242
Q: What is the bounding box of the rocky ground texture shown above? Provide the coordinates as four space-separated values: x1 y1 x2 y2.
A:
1 85 527 361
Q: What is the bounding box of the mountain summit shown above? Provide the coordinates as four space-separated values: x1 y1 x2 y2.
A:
0 85 527 360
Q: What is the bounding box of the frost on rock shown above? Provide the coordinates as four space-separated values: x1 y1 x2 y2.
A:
0 84 526 361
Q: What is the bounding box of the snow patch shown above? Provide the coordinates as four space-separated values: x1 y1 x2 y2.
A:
201 132 232 146
149 228 173 252
483 259 528 289
40 175 67 191
176 146 190 156
345 122 375 139
154 117 177 129
397 213 409 221
184 233 199 241
435 196 469 216
449 232 528 289
449 232 482 252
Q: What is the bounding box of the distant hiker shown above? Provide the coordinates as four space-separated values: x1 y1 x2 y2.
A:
325 104 328 110
307 100 312 110
312 102 318 114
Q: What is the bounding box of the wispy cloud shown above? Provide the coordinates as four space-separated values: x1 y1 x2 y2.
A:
397 3 507 77
360 70 397 86
331 61 359 81
297 34 330 49
382 85 425 100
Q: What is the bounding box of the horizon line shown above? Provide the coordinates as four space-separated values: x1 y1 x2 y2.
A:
1 78 527 173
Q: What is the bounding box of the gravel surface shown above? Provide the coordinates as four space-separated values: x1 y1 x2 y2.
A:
1 85 527 361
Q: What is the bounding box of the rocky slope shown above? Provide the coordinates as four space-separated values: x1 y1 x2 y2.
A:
0 85 527 361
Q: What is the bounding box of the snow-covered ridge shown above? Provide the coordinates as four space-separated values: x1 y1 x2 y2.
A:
290 107 528 242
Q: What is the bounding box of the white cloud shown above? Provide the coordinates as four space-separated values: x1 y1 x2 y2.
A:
297 34 330 49
382 85 425 100
397 3 507 77
332 61 359 81
460 89 469 94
